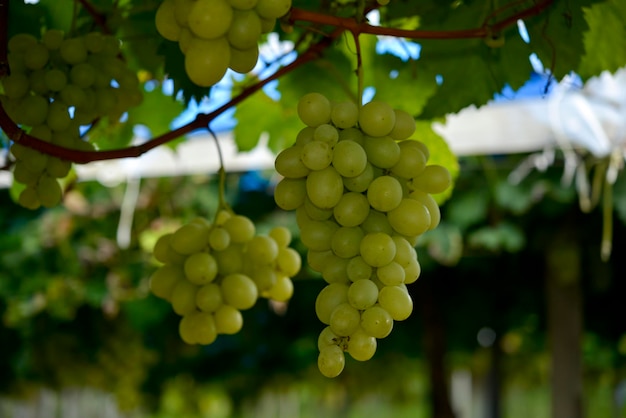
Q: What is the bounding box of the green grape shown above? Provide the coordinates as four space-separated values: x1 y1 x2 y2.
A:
184 252 219 285
362 135 401 169
174 0 195 26
303 196 333 221
314 124 339 146
8 33 38 53
2 73 30 99
331 226 364 259
333 192 370 227
347 279 378 310
367 175 403 212
46 157 72 178
208 226 231 251
192 311 219 345
274 178 306 210
387 198 431 238
378 285 413 321
23 43 50 70
214 304 243 334
170 223 209 254
213 244 244 275
301 140 332 170
359 100 396 137
409 190 441 230
12 160 39 185
403 257 421 284
185 37 230 87
306 166 343 209
338 127 365 144
298 92 331 127
18 186 41 210
361 305 393 338
171 280 199 315
28 70 48 95
46 101 71 132
329 302 360 336
410 164 452 194
178 312 199 344
255 0 291 19
269 225 292 247
389 109 416 140
229 45 259 74
41 29 65 50
276 247 301 276
84 32 106 53
376 261 405 286
346 255 372 282
188 0 234 40
275 145 310 178
247 235 279 264
298 219 337 252
249 265 277 291
149 264 185 301
332 139 367 178
331 101 359 129
69 62 96 88
391 140 427 179
360 232 396 267
223 214 255 243
227 10 262 50
221 273 258 310
391 235 417 267
318 345 345 378
37 174 63 208
155 0 182 41
318 326 342 351
295 126 315 146
346 328 377 361
315 282 349 324
60 38 87 64
152 233 176 264
361 209 394 236
264 274 293 301
343 162 374 193
43 69 68 92
195 283 223 312
228 0 258 10
320 254 349 284
306 249 332 273
16 94 49 126
60 84 87 107
95 87 117 114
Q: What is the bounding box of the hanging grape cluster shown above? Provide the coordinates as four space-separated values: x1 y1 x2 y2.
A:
150 209 301 345
274 92 451 377
0 30 143 209
155 0 292 87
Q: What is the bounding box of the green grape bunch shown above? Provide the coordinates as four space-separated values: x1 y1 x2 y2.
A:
274 92 451 377
155 0 292 87
0 30 143 209
149 209 301 345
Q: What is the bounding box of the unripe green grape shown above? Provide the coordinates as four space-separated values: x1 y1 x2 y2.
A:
367 175 403 212
255 0 291 19
409 190 441 230
274 178 307 210
249 265 277 292
229 45 259 74
28 70 48 95
333 192 370 227
359 100 396 137
329 302 360 336
360 232 396 267
361 305 393 338
60 84 87 107
389 109 416 140
37 174 62 208
185 37 230 87
46 157 72 178
84 32 106 53
264 274 294 301
339 126 365 144
221 273 258 310
101 35 122 56
315 282 349 325
150 264 185 301
184 252 219 285
155 0 182 41
42 30 65 50
188 0 234 39
331 101 359 129
295 126 315 146
178 312 199 345
227 10 262 50
95 87 117 115
313 123 339 146
361 209 394 236
46 101 71 132
346 255 372 282
18 186 41 210
301 140 332 170
298 92 331 127
214 304 243 334
8 34 38 53
387 198 431 237
306 166 343 209
223 214 255 243
331 226 364 259
195 283 223 312
378 285 413 321
321 254 349 284
171 279 199 316
391 235 417 267
70 62 97 88
299 219 337 252
16 95 49 126
2 73 30 99
12 160 39 185
192 311 219 345
347 328 377 361
410 164 452 194
247 235 279 264
208 226 231 251
347 279 378 310
44 69 68 92
269 226 292 247
362 135 401 169
343 162 374 193
171 223 209 255
307 249 332 273
228 0 258 10
23 43 50 70
213 244 244 275
259 17 276 33
318 326 342 351
332 139 367 178
403 257 421 284
391 140 427 179
60 38 87 64
215 209 232 225
318 345 345 378
153 233 184 264
275 145 309 178
277 247 301 276
174 0 195 26
303 196 333 221
376 261 405 286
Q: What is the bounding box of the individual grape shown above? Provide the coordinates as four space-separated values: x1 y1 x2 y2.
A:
410 164 453 194
213 244 244 275
389 109 416 140
192 311 219 345
409 190 441 230
329 302 360 336
184 37 230 87
315 282 349 325
155 0 182 41
208 226 231 251
332 139 367 178
18 185 40 210
229 45 260 73
331 226 364 259
362 135 401 168
227 10 262 50
214 304 244 334
307 250 332 273
298 219 337 252
171 223 209 254
277 247 301 277
221 273 258 310
347 279 378 310
59 38 87 64
318 326 342 351
44 69 68 92
314 124 339 145
195 283 223 312
171 280 199 316
306 166 343 209
346 255 372 282
16 95 49 126
360 305 393 339
23 43 50 70
69 62 97 88
264 274 294 301
268 225 292 247
318 345 345 378
255 0 291 19
387 198 431 238
403 257 421 284
223 214 255 243
184 252 219 285
301 140 332 170
2 73 30 99
320 254 349 284
302 196 333 221
12 161 40 185
376 261 405 286
274 178 307 210
343 162 374 193
346 328 377 361
358 100 395 137
42 29 65 50
297 92 331 127
46 101 72 132
360 232 396 267
391 140 427 179
150 264 185 301
247 235 279 264
378 285 413 321
330 101 359 129
37 175 63 208
333 192 370 227
188 0 234 39
367 175 403 212
274 145 310 178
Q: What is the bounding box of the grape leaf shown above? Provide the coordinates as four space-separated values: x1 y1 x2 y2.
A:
578 0 626 78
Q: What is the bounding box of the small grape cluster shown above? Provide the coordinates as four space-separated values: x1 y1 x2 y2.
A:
155 0 292 87
274 92 451 377
0 30 143 209
149 210 301 345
